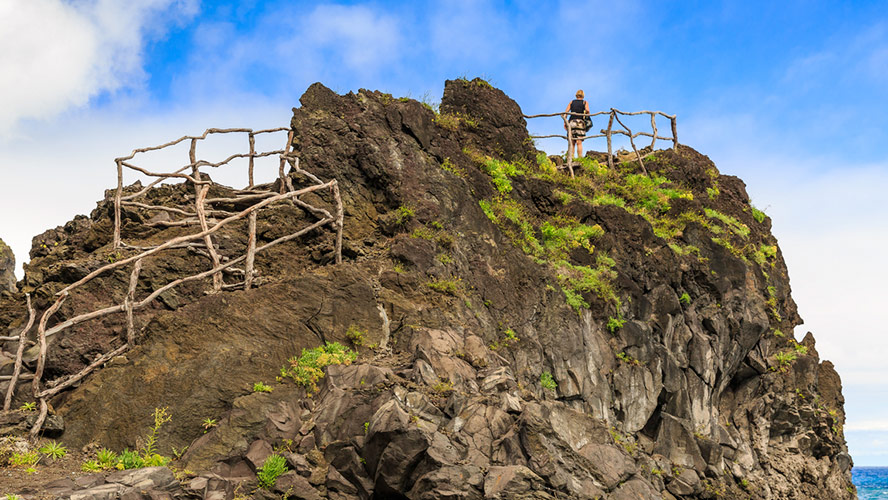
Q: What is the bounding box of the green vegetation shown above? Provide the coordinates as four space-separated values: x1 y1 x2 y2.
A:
440 157 465 177
766 285 782 321
9 450 39 467
489 328 520 350
751 205 767 223
679 292 691 304
396 205 414 225
257 454 289 489
607 316 626 333
773 350 797 372
281 342 358 393
435 112 479 131
540 371 557 390
253 382 273 393
616 351 644 366
480 156 524 194
752 244 777 266
38 441 66 460
80 409 172 472
202 418 217 431
346 325 366 347
432 379 454 394
18 402 36 412
427 277 462 295
608 427 638 455
704 208 750 238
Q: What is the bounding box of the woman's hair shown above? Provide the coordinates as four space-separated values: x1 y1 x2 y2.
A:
576 90 584 98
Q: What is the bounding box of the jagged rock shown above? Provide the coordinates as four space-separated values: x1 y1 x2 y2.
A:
0 238 15 292
483 465 554 499
0 79 855 499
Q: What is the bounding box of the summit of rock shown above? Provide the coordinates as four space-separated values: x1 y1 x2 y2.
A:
0 78 854 499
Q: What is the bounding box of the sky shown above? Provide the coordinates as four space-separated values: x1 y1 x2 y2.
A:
1 0 887 465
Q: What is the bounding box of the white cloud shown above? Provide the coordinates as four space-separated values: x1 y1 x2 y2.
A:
303 4 401 71
0 0 197 135
428 0 515 64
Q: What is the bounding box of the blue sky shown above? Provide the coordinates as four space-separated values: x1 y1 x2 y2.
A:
1 0 888 465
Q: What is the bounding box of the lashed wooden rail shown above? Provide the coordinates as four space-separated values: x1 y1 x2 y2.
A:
523 109 678 176
9 127 344 439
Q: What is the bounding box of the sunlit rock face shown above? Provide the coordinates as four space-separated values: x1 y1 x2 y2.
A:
0 79 854 499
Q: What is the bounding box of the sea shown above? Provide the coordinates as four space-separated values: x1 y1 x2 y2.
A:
854 467 888 499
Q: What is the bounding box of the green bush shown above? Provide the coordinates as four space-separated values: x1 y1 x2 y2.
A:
257 454 289 489
540 371 557 390
282 342 357 393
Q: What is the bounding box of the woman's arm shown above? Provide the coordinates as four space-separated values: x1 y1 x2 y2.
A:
584 101 590 114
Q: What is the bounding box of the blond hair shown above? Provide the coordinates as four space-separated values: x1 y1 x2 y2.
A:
576 90 584 99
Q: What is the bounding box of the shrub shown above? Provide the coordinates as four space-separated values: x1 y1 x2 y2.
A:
540 371 557 390
346 325 366 346
427 277 461 295
607 316 626 333
282 342 357 393
751 205 766 223
257 454 289 489
396 205 414 225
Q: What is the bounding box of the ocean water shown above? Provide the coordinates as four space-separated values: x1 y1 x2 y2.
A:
854 467 888 499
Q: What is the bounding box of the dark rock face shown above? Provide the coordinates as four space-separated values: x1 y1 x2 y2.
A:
0 79 855 499
0 238 15 293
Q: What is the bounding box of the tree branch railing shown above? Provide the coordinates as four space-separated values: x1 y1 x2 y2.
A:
5 127 345 439
523 108 678 177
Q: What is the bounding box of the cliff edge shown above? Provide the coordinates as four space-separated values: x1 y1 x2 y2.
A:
0 79 854 499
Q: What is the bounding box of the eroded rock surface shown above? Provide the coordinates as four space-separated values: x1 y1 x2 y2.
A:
0 79 855 499
0 238 15 293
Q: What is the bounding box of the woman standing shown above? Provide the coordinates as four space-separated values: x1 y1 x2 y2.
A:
565 90 590 160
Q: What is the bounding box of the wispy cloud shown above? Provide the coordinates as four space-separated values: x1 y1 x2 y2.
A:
0 0 198 135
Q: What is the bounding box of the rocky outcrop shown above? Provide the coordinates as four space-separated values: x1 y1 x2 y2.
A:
0 79 855 499
0 238 15 293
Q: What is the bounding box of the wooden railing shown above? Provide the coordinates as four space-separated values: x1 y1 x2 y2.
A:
3 127 344 439
524 108 678 176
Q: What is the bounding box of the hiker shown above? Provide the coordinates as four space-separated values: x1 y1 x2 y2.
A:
565 90 590 160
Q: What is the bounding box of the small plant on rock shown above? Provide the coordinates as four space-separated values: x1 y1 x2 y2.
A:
679 292 691 305
393 205 415 226
346 325 366 347
432 379 454 394
540 371 557 391
202 418 218 431
19 402 36 412
257 454 289 489
773 351 797 372
607 316 625 333
253 382 273 393
282 342 358 394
